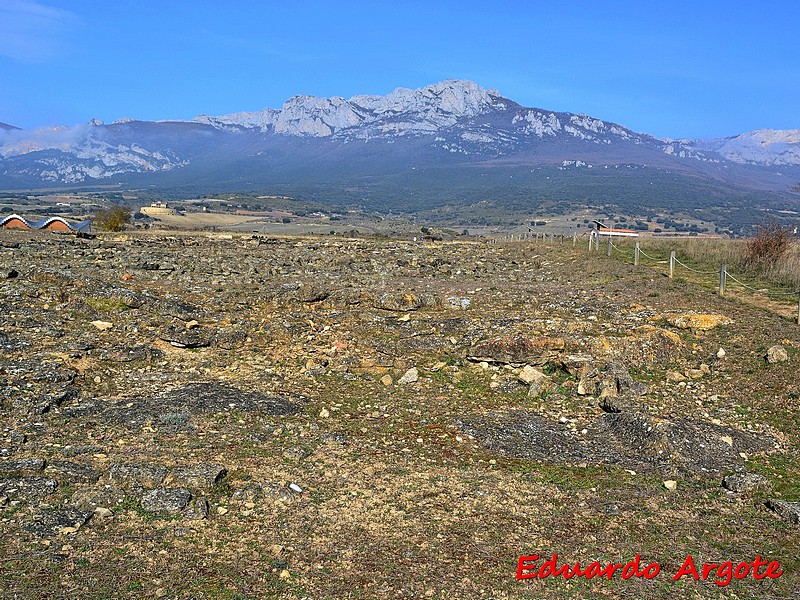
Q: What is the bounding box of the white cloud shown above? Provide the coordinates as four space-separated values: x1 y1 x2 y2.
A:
0 0 78 63
0 122 90 156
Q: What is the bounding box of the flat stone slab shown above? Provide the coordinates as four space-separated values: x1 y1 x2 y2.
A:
0 477 58 500
0 458 45 477
457 411 590 464
141 488 192 513
766 499 800 524
460 409 777 476
468 335 565 365
23 507 92 537
231 482 295 503
106 463 169 489
101 382 301 429
158 325 216 348
723 473 772 493
44 460 100 484
71 485 127 510
168 463 227 490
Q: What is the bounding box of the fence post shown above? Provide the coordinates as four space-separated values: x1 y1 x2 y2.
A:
669 251 675 278
719 262 726 296
634 241 640 266
588 232 593 251
560 234 564 245
796 292 799 325
573 232 577 247
607 236 612 256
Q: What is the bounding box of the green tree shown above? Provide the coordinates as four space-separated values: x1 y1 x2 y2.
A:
94 205 131 232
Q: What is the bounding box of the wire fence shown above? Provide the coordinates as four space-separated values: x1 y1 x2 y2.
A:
491 230 800 324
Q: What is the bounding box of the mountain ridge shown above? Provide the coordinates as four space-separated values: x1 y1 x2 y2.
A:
1 80 798 232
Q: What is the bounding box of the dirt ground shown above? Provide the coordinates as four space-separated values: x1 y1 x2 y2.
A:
0 231 798 599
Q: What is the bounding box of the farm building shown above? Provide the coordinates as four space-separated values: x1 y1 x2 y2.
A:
0 214 91 234
140 201 178 216
591 220 639 238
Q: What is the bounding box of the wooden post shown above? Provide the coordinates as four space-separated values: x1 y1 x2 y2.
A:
719 262 726 296
573 232 577 247
669 251 675 278
588 232 593 251
634 241 640 266
797 293 800 325
606 236 612 256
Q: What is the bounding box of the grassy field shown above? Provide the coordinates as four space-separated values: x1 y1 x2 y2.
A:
577 236 800 317
0 230 799 599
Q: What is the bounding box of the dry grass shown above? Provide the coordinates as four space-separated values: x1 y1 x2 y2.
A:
613 236 800 291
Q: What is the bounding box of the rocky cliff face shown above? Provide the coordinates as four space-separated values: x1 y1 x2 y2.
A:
198 80 508 138
691 129 800 166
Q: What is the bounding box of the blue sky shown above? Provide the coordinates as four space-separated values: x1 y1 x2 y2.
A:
1 0 797 139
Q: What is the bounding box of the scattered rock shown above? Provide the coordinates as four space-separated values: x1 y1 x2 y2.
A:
598 362 648 399
468 335 565 366
765 499 800 524
0 429 26 457
23 507 92 538
663 480 677 492
517 365 545 385
185 497 209 520
560 354 595 377
141 488 192 513
446 296 470 310
668 313 733 332
159 324 215 348
723 473 772 493
0 458 45 477
398 367 419 384
231 482 295 503
168 463 228 490
90 320 113 331
44 461 100 484
105 463 168 489
294 284 330 303
71 485 127 510
766 345 789 364
490 374 524 393
373 292 437 312
0 477 58 500
380 374 393 386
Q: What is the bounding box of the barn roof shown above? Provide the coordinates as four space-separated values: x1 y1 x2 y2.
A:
1 214 91 232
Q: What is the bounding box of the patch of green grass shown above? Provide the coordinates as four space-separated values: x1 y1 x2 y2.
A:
86 297 130 312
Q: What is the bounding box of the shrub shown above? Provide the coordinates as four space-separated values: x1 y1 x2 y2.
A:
744 221 793 271
94 205 131 232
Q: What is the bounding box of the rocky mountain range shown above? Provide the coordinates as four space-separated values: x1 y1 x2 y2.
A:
0 80 798 226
